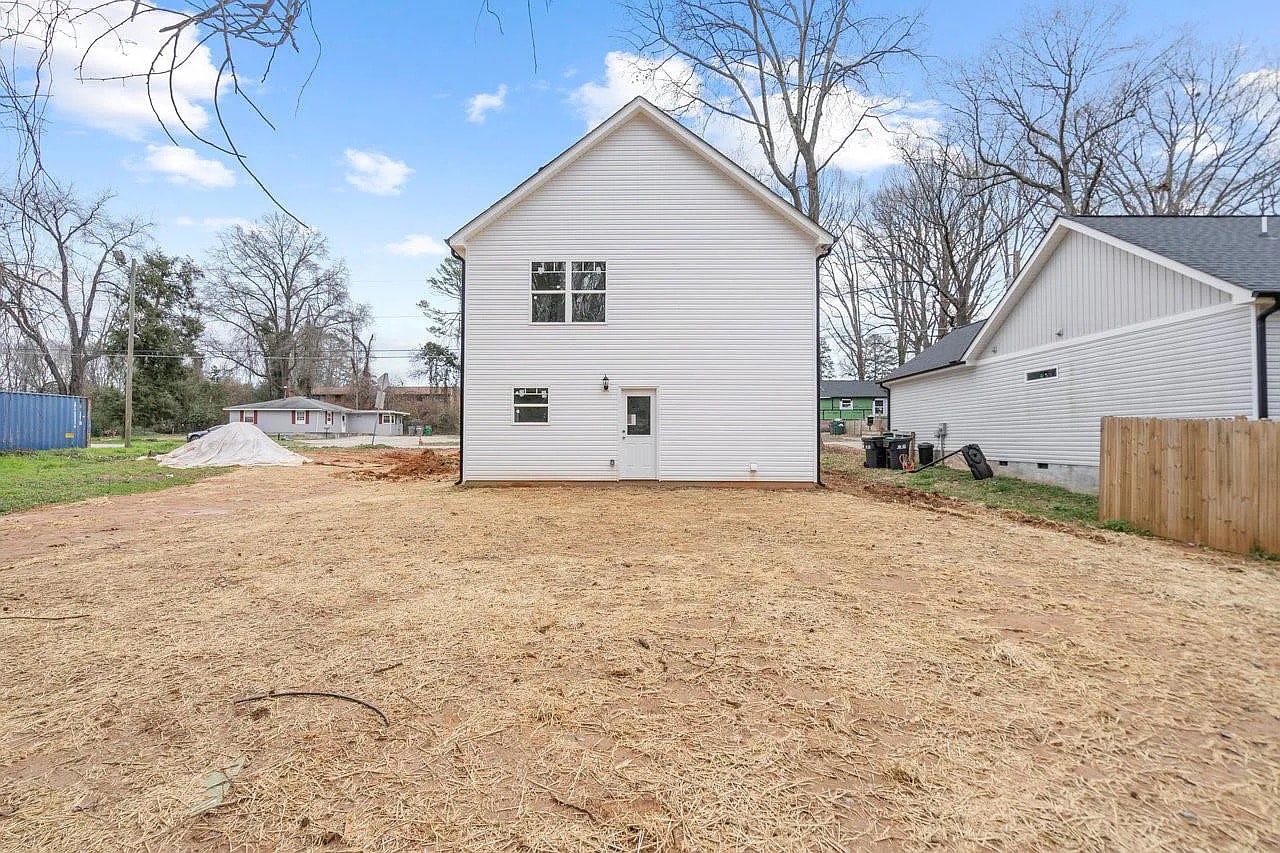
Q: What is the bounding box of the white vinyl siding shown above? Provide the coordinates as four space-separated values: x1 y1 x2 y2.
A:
887 303 1255 469
985 231 1229 357
461 112 817 482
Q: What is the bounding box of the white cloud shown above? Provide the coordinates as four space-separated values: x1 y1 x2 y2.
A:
570 51 940 175
569 51 697 127
467 84 508 123
385 234 447 256
139 144 236 188
5 3 222 139
343 149 413 195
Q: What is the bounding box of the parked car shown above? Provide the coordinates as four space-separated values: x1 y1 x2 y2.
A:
186 424 226 443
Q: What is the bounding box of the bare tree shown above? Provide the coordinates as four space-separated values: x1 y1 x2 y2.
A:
0 178 147 395
891 138 1037 330
626 0 920 222
950 2 1157 215
202 214 352 398
1104 41 1280 214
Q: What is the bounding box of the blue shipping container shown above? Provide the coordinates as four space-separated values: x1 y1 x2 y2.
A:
0 391 91 451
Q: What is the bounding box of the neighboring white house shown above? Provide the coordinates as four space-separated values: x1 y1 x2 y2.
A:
447 97 834 483
224 396 408 437
882 215 1280 493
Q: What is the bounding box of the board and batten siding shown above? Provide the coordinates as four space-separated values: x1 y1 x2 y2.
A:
985 230 1229 357
888 303 1256 469
1269 310 1280 416
461 112 817 481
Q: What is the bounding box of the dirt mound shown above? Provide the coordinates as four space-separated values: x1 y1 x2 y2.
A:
373 449 457 480
826 473 973 518
156 422 303 468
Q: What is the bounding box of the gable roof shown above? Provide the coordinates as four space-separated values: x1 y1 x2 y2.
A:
224 396 348 412
820 379 887 398
447 97 835 252
962 215 1263 365
1069 216 1280 294
881 321 987 384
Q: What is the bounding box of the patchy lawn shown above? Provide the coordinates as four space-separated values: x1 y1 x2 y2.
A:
0 439 227 514
824 445 1101 528
1 457 1276 850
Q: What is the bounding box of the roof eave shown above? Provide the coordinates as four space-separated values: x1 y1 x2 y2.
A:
881 360 969 385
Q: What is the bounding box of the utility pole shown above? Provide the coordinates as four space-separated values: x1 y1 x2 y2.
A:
123 259 137 448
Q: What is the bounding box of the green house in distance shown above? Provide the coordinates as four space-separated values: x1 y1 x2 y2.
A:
819 379 888 434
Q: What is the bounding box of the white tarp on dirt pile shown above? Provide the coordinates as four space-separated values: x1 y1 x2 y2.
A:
157 422 305 468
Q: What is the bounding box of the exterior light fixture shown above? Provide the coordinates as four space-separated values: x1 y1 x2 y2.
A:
602 375 610 391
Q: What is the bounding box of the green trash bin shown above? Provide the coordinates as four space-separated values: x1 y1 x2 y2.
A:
829 419 846 435
422 425 433 436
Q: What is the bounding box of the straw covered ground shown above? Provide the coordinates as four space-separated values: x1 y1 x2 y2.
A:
1 451 1277 851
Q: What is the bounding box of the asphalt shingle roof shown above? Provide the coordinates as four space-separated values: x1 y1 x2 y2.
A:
223 396 351 413
881 321 987 384
1070 215 1280 294
819 379 887 398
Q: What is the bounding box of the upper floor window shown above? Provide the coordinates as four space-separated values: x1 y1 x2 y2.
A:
531 261 606 323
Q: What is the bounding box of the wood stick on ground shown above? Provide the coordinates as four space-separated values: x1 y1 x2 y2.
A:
0 614 89 621
233 690 390 726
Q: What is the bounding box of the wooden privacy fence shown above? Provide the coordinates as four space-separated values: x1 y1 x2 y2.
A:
1099 417 1280 555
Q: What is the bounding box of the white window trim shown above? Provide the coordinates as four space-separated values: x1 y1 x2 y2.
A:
872 398 887 416
530 260 607 324
838 398 854 410
380 413 395 425
513 387 550 424
1025 366 1060 383
293 410 310 425
325 411 334 426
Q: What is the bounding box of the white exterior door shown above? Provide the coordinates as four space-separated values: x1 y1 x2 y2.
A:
619 391 656 479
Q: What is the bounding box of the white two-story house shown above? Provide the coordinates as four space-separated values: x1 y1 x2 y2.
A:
446 97 834 483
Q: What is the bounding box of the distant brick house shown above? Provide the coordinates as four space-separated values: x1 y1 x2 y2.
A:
311 385 455 412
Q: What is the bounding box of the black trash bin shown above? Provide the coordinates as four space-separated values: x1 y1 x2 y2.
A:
885 436 913 470
917 442 935 466
861 435 887 469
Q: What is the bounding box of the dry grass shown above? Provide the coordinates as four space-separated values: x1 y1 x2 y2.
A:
1 456 1277 851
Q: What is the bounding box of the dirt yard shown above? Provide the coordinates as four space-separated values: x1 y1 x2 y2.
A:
1 451 1277 851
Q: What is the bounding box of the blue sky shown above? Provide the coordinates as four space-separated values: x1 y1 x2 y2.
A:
31 0 1280 378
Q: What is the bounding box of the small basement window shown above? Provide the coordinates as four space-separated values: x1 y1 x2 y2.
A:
514 387 549 423
1037 463 1049 469
872 398 887 416
1026 367 1058 382
838 398 853 410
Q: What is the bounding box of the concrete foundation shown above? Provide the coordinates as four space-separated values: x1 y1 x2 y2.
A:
987 459 1099 494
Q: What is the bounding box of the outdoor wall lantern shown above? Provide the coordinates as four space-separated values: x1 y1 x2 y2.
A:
602 375 610 391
